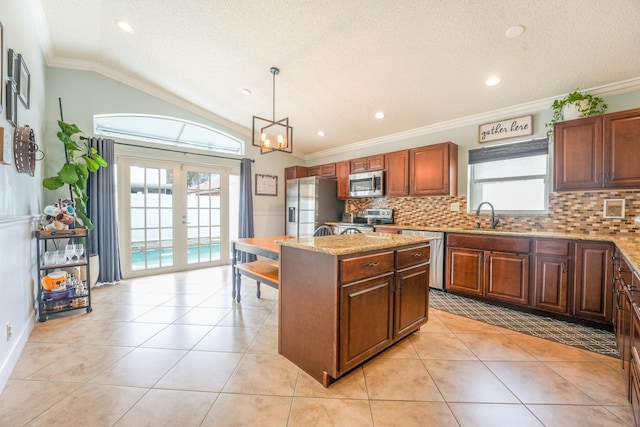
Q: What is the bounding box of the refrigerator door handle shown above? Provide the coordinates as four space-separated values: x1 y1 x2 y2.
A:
288 207 296 222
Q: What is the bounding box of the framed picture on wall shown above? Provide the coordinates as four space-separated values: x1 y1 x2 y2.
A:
255 174 278 196
17 54 30 109
603 199 625 219
0 22 3 114
5 81 17 127
7 48 17 83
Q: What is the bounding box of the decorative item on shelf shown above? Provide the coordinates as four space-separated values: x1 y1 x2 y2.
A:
13 125 43 176
252 66 293 155
42 198 75 230
42 116 108 230
545 88 607 139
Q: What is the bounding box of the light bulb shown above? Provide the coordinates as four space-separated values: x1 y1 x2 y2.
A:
261 132 266 142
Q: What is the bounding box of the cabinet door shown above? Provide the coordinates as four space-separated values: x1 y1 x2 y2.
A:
340 274 394 372
385 150 409 196
573 242 613 323
485 251 529 305
350 157 368 173
366 154 385 171
446 247 483 296
533 255 569 314
308 166 319 176
336 160 351 199
553 116 603 191
409 142 457 196
319 163 336 177
604 108 640 188
285 166 308 180
394 264 429 339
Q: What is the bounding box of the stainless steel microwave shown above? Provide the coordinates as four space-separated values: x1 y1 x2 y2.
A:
348 171 384 198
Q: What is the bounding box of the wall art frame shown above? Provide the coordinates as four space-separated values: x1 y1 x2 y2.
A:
17 54 30 109
255 173 278 196
478 115 533 143
5 81 17 127
7 48 17 83
0 22 3 114
603 199 625 219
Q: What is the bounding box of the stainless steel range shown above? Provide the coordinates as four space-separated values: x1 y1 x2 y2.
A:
337 208 393 234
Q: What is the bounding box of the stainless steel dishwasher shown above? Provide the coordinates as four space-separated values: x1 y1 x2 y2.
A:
401 229 444 289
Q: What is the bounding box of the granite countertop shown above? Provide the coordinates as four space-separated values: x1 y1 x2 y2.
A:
275 233 436 256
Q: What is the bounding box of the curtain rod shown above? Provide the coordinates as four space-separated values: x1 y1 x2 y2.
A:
79 136 254 163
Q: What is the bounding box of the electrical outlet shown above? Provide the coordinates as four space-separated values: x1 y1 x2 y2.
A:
450 202 460 212
6 324 12 341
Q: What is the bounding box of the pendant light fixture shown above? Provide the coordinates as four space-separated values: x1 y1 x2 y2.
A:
252 67 293 154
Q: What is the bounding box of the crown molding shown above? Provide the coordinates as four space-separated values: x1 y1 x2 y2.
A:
303 77 640 161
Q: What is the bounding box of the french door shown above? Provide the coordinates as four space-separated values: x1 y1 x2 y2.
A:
117 157 238 278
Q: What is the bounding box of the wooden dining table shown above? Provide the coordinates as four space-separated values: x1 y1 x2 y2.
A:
230 235 295 303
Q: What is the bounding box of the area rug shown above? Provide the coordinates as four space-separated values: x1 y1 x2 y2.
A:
429 289 618 358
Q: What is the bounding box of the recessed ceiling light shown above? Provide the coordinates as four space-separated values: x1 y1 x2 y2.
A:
240 88 252 96
117 20 135 33
317 131 326 137
505 25 525 38
374 112 386 119
485 76 501 86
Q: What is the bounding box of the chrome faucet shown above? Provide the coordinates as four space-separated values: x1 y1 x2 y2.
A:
475 202 500 229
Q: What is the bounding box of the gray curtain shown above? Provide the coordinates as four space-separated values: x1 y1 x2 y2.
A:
238 158 256 263
88 137 123 283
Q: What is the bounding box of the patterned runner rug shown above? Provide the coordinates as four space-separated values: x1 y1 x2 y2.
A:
430 289 618 358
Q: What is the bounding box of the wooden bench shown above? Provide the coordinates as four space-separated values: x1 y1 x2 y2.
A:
235 260 279 299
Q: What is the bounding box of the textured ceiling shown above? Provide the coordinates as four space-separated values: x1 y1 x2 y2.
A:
30 0 640 158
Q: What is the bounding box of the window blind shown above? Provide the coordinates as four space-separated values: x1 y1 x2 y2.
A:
468 138 549 165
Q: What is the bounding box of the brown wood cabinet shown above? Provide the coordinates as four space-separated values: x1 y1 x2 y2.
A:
533 239 572 315
446 234 530 304
385 150 410 196
336 160 351 199
279 242 430 386
612 251 640 425
447 234 617 325
409 142 458 196
309 163 336 178
573 241 613 323
285 166 308 180
350 154 385 173
554 107 640 191
485 251 529 305
604 108 640 188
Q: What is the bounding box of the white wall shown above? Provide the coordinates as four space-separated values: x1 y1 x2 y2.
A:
0 0 48 393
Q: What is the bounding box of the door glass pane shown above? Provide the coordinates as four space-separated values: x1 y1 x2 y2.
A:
129 165 174 270
186 171 221 264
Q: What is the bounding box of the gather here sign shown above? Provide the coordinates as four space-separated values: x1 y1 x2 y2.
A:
478 115 532 143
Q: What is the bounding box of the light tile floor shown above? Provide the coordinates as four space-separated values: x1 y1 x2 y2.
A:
0 266 633 426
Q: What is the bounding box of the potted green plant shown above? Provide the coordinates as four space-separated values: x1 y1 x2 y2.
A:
545 89 607 138
43 120 108 230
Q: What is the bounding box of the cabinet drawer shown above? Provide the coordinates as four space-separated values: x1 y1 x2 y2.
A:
447 234 530 253
534 239 571 256
396 245 430 269
340 252 394 283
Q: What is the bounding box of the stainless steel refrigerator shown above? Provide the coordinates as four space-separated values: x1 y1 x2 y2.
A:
286 177 344 237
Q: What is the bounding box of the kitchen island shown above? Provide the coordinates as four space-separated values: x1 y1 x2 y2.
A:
276 233 436 386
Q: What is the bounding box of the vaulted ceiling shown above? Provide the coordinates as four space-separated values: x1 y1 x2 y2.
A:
31 0 640 158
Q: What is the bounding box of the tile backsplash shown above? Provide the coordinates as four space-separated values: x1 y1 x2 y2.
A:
347 190 640 235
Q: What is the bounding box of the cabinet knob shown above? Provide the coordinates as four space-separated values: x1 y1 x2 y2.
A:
366 262 379 268
412 252 422 257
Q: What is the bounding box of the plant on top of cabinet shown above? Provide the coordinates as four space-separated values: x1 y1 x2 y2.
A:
43 120 108 230
545 89 607 139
